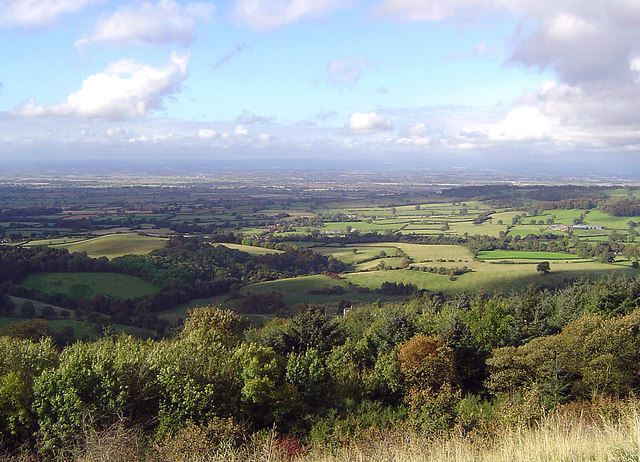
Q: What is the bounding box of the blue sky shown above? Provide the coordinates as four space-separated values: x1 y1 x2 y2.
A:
2 0 640 173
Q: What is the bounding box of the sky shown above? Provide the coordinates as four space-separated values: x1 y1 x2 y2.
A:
2 0 640 174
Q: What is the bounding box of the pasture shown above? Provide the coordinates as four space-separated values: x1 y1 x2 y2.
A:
364 243 473 262
215 243 282 255
344 261 637 294
42 234 169 259
240 274 398 310
18 272 159 300
312 245 403 265
477 250 582 260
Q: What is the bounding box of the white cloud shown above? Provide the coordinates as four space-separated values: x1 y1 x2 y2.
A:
375 0 640 151
409 122 427 136
234 124 248 136
347 112 392 134
396 136 430 146
129 132 175 143
75 0 214 49
105 126 132 139
0 0 101 28
487 106 555 142
233 0 350 30
197 128 218 139
15 51 190 121
326 58 368 88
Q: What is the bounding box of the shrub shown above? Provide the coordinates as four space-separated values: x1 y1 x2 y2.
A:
33 335 159 453
0 336 58 449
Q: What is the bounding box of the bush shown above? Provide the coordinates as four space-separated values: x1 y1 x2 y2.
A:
33 335 159 453
0 336 58 449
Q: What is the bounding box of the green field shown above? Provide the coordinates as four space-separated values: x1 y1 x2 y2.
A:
216 243 282 255
583 210 640 229
507 225 564 237
447 221 508 236
312 245 403 265
477 250 582 260
344 261 637 294
24 237 87 246
365 243 473 262
18 272 159 300
355 256 407 271
50 234 168 259
240 274 397 309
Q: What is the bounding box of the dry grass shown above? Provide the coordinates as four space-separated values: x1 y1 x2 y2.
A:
7 401 640 461
298 406 640 462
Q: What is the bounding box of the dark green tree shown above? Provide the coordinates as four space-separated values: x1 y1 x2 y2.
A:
536 261 551 275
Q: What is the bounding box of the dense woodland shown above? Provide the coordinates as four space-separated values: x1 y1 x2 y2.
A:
3 276 640 459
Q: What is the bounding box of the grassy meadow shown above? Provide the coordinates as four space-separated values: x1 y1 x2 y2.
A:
18 272 159 300
58 234 168 259
477 250 581 260
344 260 637 294
215 243 282 255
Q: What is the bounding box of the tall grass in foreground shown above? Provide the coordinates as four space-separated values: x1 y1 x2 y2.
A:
12 399 640 461
299 409 640 462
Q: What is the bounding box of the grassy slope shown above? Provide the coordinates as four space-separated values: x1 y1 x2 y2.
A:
56 234 168 259
239 274 395 309
477 250 581 260
312 245 403 264
18 272 159 300
215 243 283 255
343 261 637 294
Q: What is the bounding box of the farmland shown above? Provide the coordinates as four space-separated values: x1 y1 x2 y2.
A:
2 176 640 329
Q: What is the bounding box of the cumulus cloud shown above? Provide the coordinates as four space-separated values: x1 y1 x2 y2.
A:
376 0 640 151
233 0 350 30
326 58 368 88
347 112 392 134
408 122 427 136
104 126 132 139
0 0 100 28
197 128 218 139
395 122 431 146
373 1 640 87
129 132 175 143
396 136 430 146
234 124 248 136
15 51 190 121
487 106 555 142
75 0 214 49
